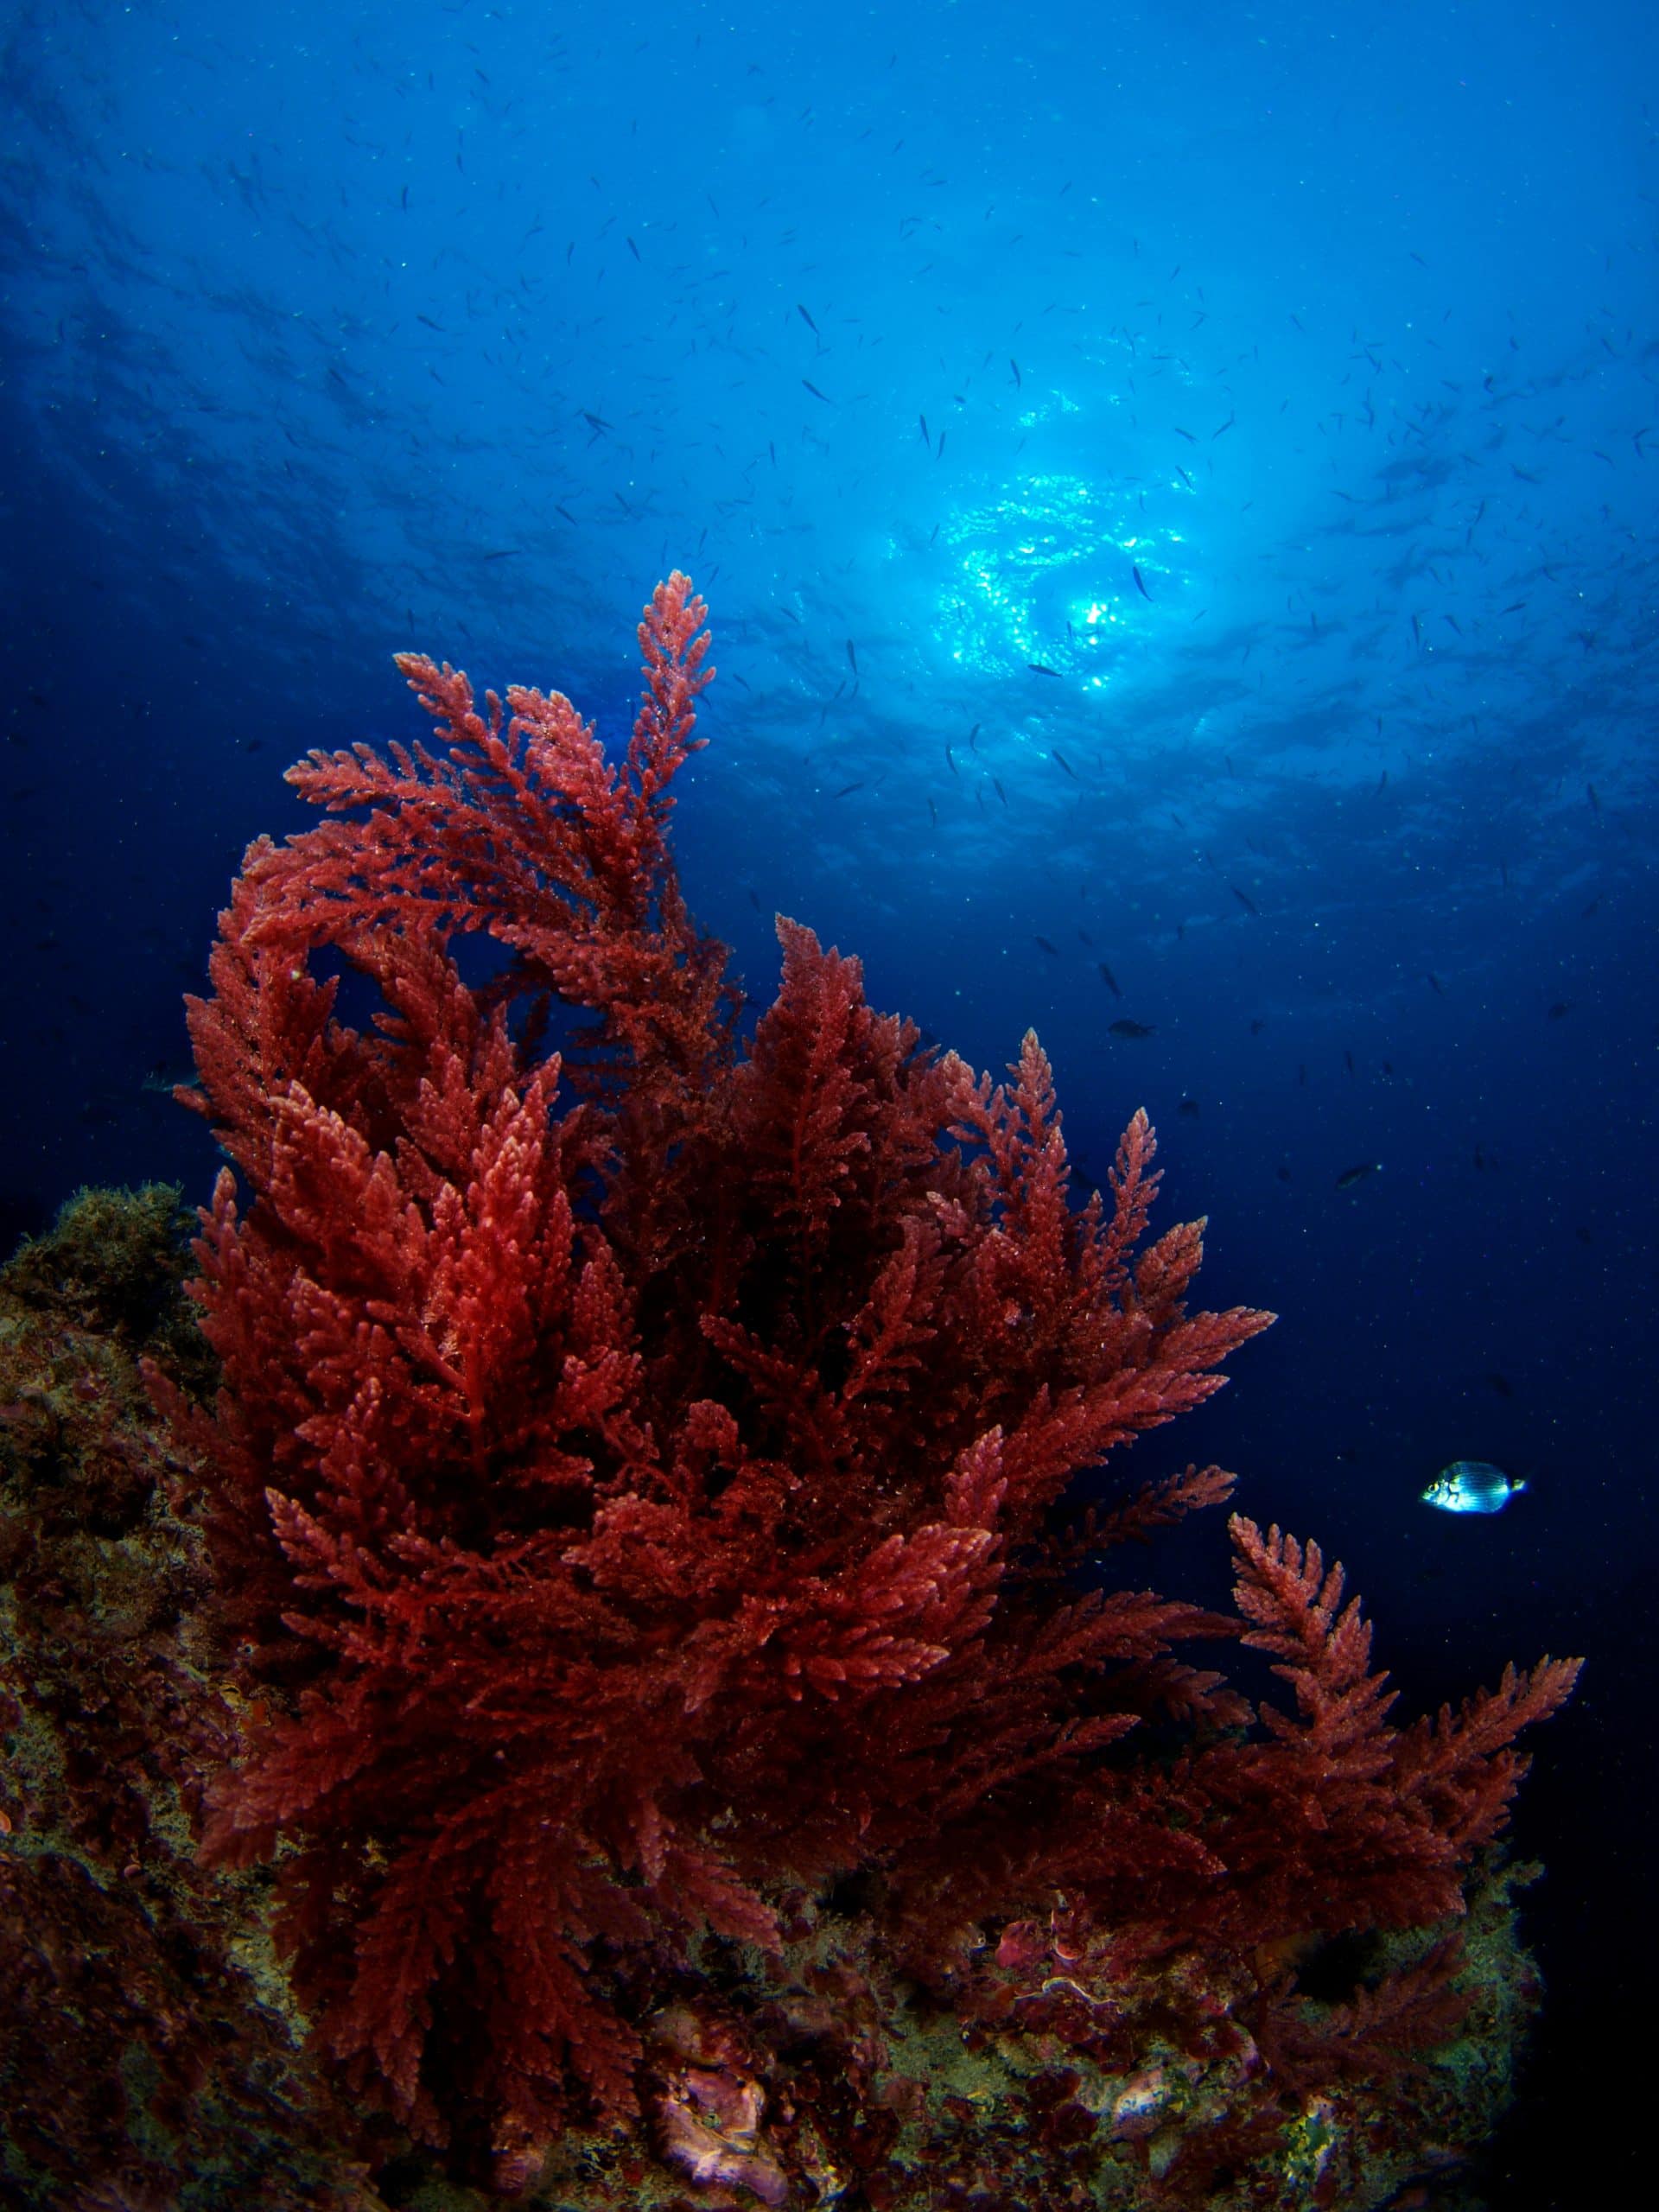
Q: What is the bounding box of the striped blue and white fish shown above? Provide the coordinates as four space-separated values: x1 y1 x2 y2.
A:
1421 1460 1528 1516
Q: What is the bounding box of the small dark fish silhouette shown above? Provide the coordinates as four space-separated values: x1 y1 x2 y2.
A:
1010 357 1022 387
834 781 864 798
1052 748 1079 779
1133 565 1152 601
1230 885 1259 916
1179 1097 1200 1116
1335 1161 1381 1190
798 302 819 334
1426 972 1445 995
1028 661 1062 677
802 378 833 404
1546 1001 1573 1020
1109 1019 1155 1039
1033 936 1060 956
143 1059 200 1096
846 639 858 675
1097 963 1122 997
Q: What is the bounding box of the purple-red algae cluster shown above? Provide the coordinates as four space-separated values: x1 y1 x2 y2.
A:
0 580 1575 2211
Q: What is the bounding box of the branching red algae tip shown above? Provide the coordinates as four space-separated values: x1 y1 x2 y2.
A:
21 574 1570 2209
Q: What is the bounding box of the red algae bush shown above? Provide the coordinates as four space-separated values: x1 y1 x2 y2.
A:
137 576 1576 2205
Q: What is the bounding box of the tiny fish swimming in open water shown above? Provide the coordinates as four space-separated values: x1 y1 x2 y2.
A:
1335 1161 1381 1189
1421 1460 1528 1516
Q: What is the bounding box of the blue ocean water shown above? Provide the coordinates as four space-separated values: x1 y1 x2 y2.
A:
0 2 1651 2202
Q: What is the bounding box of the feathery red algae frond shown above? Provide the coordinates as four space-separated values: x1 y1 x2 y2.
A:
165 574 1574 2194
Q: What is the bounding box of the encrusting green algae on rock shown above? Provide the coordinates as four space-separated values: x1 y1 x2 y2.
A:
0 1187 369 2210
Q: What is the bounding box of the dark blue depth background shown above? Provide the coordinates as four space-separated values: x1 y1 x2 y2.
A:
3 4 1654 2204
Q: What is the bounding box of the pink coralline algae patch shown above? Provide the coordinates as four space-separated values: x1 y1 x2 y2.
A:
650 2009 789 2207
1107 2065 1171 2139
656 2082 788 2208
